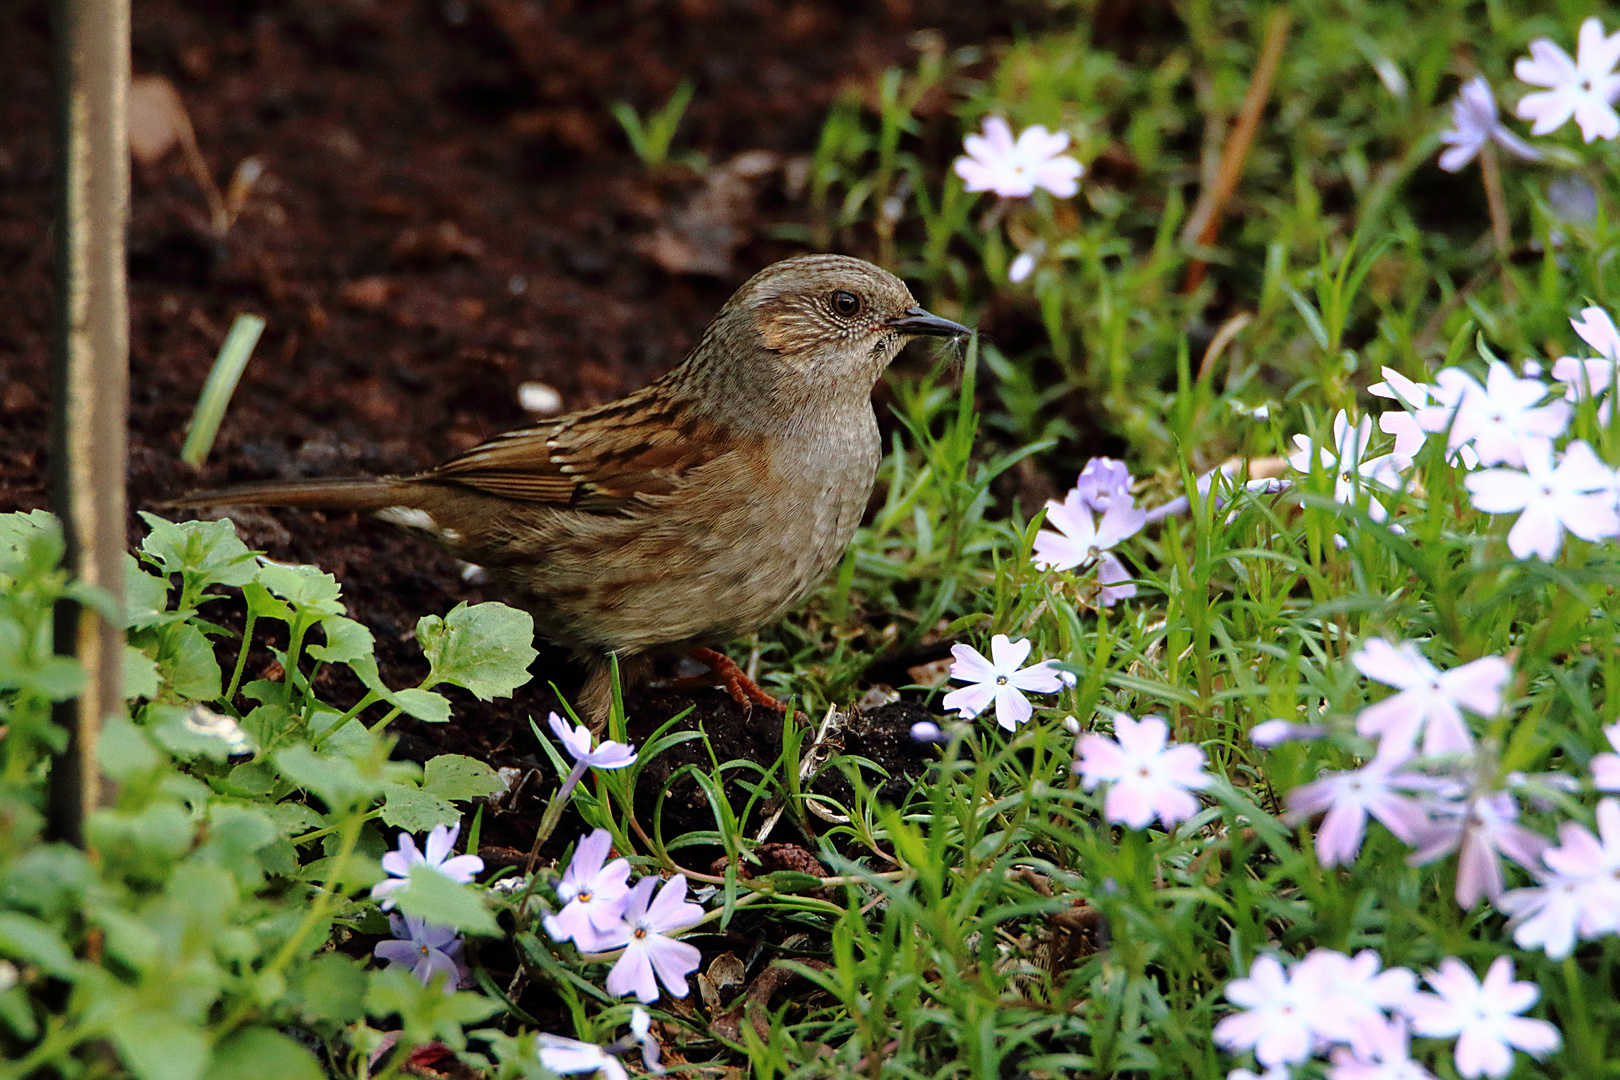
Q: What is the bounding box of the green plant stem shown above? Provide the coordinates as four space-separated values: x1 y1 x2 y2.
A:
219 808 364 1034
223 607 257 704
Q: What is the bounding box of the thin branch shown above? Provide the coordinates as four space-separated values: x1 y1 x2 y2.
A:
1182 9 1292 293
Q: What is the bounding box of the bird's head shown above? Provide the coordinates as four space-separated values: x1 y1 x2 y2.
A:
683 254 971 421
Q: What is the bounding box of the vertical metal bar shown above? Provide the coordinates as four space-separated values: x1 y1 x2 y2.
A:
48 0 130 844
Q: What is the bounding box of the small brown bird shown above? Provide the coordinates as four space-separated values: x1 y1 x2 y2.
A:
171 254 970 718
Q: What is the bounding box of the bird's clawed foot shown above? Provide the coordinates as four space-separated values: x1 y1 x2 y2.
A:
678 648 786 712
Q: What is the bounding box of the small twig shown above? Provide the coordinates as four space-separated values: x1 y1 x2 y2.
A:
1196 311 1253 386
1182 9 1292 293
1478 142 1516 302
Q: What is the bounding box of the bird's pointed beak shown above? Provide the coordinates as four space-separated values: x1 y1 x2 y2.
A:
886 306 973 339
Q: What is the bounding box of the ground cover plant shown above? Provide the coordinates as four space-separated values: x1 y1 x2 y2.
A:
5 1 1620 1077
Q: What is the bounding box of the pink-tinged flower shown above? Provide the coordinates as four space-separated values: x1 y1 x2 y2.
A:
1074 713 1211 831
1406 789 1550 908
1284 758 1430 867
1292 949 1418 1048
941 634 1072 730
1514 17 1620 142
1591 722 1620 790
1213 954 1323 1068
373 914 465 993
598 875 704 1003
954 116 1083 198
371 824 485 910
1501 797 1620 957
1551 307 1620 416
1249 718 1326 749
1288 411 1410 528
1326 1017 1437 1080
544 829 633 951
1370 367 1482 468
1498 869 1591 960
1033 480 1146 606
1350 639 1509 759
1402 957 1561 1078
1465 440 1620 560
1446 361 1570 468
536 1035 629 1080
1438 76 1542 171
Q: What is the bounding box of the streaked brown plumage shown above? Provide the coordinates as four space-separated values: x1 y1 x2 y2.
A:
169 254 970 718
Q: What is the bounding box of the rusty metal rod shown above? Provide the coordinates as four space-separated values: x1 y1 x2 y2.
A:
48 0 130 844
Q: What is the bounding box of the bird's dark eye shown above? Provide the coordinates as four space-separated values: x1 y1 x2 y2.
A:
829 290 861 317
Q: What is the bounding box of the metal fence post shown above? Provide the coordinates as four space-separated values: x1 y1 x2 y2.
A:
48 0 130 844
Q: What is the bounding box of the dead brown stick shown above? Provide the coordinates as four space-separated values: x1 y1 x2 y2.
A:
1182 9 1292 293
1478 142 1516 302
48 0 130 844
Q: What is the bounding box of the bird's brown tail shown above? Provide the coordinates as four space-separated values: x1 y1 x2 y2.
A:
164 476 415 513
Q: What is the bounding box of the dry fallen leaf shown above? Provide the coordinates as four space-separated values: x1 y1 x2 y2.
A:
697 951 747 1012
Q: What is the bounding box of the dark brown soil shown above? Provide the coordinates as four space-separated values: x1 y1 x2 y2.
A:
0 0 1047 857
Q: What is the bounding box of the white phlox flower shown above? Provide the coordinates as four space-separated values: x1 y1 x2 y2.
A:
1288 411 1410 529
1552 306 1620 419
371 824 485 910
941 634 1073 730
954 116 1084 198
1445 361 1570 468
1464 439 1620 560
1402 956 1561 1079
536 1035 629 1080
1591 721 1620 791
1212 954 1323 1068
1514 17 1620 143
1499 797 1620 958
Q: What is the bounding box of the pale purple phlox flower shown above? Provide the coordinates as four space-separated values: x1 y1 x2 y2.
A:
1284 756 1431 868
1405 788 1550 908
1438 75 1541 172
545 828 634 951
371 823 485 910
374 914 466 993
597 875 705 1004
1033 475 1145 606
